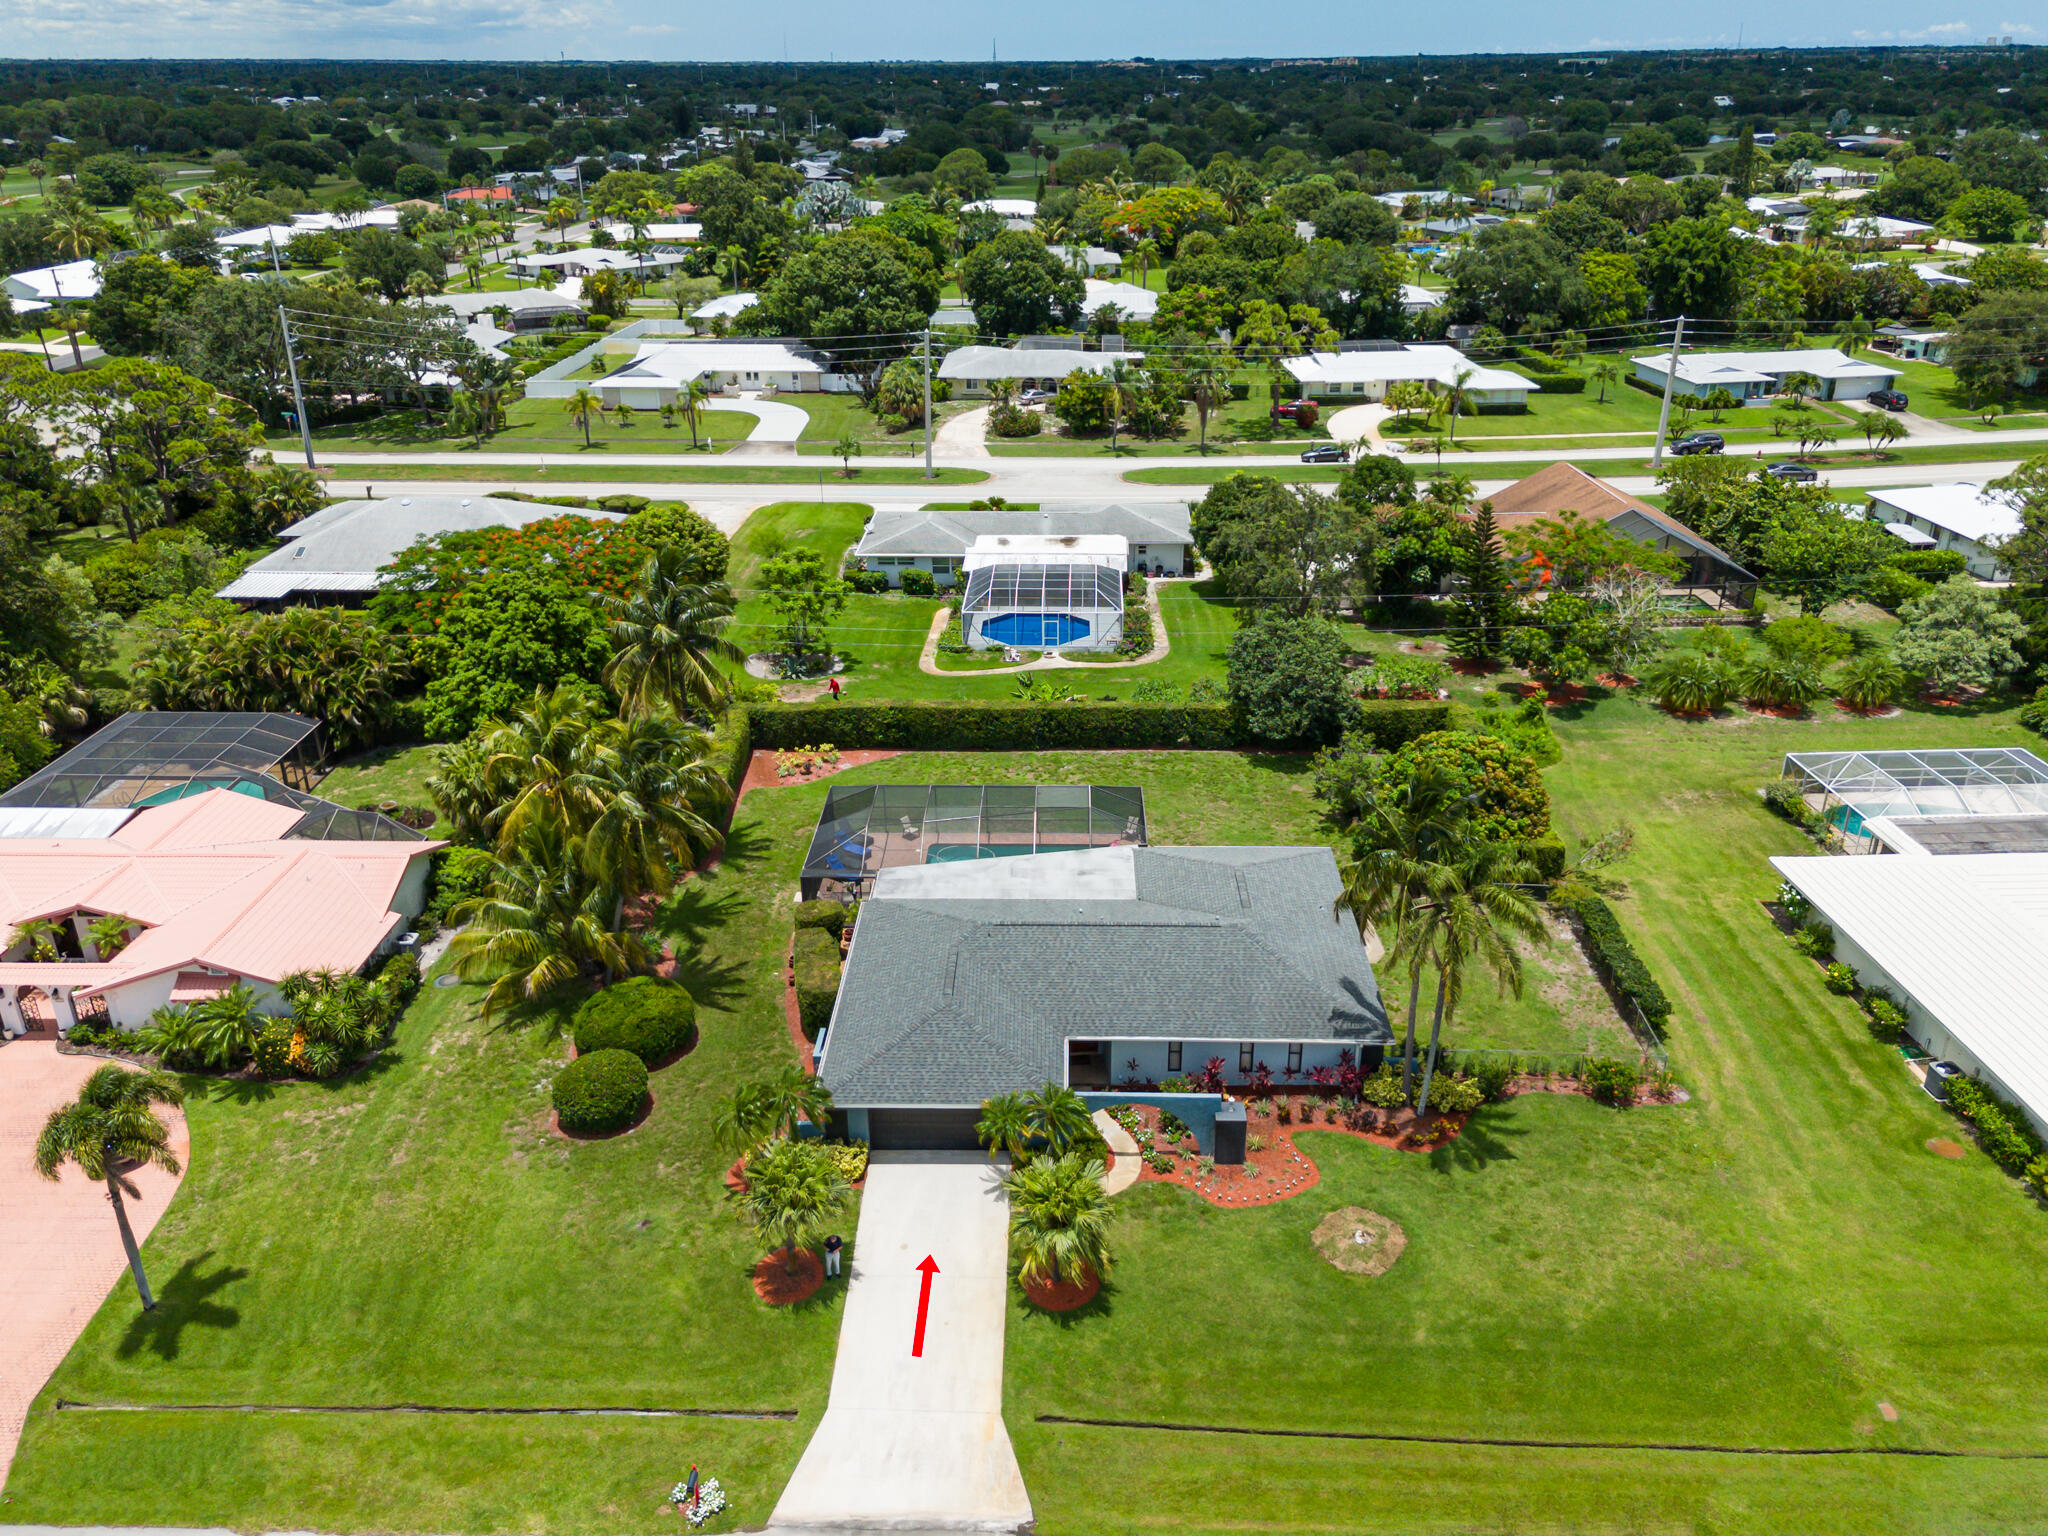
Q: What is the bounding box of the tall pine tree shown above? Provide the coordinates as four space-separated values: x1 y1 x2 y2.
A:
1450 500 1513 662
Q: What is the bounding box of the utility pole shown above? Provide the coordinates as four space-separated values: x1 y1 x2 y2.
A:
277 306 316 472
922 327 934 481
1649 314 1685 472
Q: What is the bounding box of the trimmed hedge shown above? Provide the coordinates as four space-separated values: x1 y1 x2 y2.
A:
793 926 842 1039
741 698 1448 754
1555 892 1673 1032
553 1048 649 1133
1527 832 1566 881
572 976 698 1067
794 900 852 936
1947 1076 2043 1177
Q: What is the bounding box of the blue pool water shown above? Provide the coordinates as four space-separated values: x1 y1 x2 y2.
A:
981 612 1091 647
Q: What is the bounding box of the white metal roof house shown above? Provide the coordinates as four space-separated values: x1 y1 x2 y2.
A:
851 503 1194 586
594 341 825 406
1081 277 1159 321
1629 347 1902 402
1060 244 1123 275
218 496 623 606
959 535 1129 652
4 258 101 305
961 197 1037 231
1865 484 2022 579
1400 283 1443 315
507 246 693 280
937 344 1144 394
1283 345 1537 407
691 291 759 325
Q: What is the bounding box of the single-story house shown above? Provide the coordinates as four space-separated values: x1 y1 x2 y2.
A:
598 220 703 243
1865 484 2022 580
1913 262 1971 290
961 197 1037 231
1629 347 1902 402
0 712 437 1038
1373 189 1456 212
1082 277 1159 321
1060 244 1123 275
3 258 101 305
1421 215 1504 238
817 843 1391 1153
594 340 825 405
1283 344 1537 408
1876 325 1950 362
1400 283 1443 315
850 502 1194 585
691 291 758 325
937 344 1145 394
1482 462 1757 602
218 495 624 606
507 246 693 280
959 535 1129 651
1772 849 2048 1140
422 288 587 332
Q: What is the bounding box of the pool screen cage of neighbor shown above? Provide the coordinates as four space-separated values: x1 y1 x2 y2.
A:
1781 748 2048 849
799 784 1148 900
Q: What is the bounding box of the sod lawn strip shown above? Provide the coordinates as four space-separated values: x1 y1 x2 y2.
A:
311 463 989 485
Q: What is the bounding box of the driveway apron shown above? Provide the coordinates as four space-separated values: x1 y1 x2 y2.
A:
769 1151 1031 1532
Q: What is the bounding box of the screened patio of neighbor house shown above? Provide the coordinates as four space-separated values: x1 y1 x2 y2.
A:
1781 747 2048 852
798 784 1148 901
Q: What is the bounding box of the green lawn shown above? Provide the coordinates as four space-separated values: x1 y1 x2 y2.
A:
1 798 847 1533
316 463 990 486
1003 693 2048 1535
261 397 761 457
314 743 450 827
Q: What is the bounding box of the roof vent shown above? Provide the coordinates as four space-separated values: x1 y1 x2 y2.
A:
400 498 413 507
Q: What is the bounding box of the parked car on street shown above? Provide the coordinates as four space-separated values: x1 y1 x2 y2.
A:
1869 388 1910 411
1767 461 1820 482
1667 432 1725 456
1299 443 1350 463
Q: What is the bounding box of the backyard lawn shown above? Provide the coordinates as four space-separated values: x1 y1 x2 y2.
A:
1004 692 2048 1536
260 396 760 456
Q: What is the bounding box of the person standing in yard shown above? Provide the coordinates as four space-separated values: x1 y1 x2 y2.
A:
824 1233 843 1277
827 675 842 700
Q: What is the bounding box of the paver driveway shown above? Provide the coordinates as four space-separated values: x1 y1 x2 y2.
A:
0 1042 187 1487
769 1151 1031 1532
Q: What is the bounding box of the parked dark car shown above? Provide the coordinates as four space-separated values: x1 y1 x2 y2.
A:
1299 443 1350 463
1667 432 1725 456
1868 388 1910 411
1767 461 1820 482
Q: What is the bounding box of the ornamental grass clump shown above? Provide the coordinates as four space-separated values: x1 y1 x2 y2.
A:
552 1047 649 1133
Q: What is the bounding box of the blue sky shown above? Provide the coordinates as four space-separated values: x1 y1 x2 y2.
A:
4 0 2036 60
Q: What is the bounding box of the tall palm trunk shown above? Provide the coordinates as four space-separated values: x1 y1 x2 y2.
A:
1415 971 1451 1119
106 1174 156 1309
1399 960 1424 1101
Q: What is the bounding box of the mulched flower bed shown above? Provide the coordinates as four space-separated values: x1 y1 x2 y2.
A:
1022 1266 1100 1311
753 1249 824 1305
1117 1101 1470 1209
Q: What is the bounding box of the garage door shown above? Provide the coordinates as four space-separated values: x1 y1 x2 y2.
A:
867 1109 984 1151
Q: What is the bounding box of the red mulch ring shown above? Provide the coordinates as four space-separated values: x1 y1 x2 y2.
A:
1597 671 1638 689
1446 656 1501 676
753 1249 824 1304
1023 1266 1101 1311
1743 702 1812 719
782 938 817 1075
1834 701 1903 719
551 1090 654 1142
1517 680 1592 708
1927 1138 1966 1159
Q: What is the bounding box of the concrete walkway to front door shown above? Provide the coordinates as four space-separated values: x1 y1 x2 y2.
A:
768 1151 1031 1533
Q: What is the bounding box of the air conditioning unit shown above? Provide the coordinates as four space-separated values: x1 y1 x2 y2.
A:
395 931 422 955
1924 1060 1963 1101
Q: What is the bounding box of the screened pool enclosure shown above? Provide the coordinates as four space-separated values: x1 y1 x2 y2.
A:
800 784 1148 900
1781 748 2048 853
960 559 1126 652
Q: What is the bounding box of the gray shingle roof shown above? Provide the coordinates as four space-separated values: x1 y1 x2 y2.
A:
851 503 1192 562
821 846 1388 1107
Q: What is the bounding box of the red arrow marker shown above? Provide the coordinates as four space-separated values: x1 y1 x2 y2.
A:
911 1255 939 1357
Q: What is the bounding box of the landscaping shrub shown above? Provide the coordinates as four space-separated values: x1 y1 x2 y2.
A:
1360 1063 1408 1108
2020 685 2048 737
1761 780 1820 831
1823 961 1858 995
1866 998 1908 1044
428 846 498 922
792 926 842 1038
843 568 890 595
1526 832 1567 881
1425 1074 1485 1113
1861 566 1931 612
1793 921 1835 959
374 950 423 1005
821 1140 870 1183
1888 549 1968 581
552 1048 649 1133
793 900 851 936
988 402 1042 437
572 976 698 1067
900 568 936 596
1582 1056 1642 1106
1116 599 1155 656
706 702 755 806
1554 892 1673 1032
1473 1057 1518 1102
1947 1076 2044 1176
1377 730 1552 842
251 1020 295 1077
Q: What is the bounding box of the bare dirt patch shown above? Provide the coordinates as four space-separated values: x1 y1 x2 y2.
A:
1926 1138 1966 1159
1311 1206 1407 1278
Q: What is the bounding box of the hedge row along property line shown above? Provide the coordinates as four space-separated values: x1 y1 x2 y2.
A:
791 925 842 1039
55 1400 797 1419
705 699 1454 808
1031 1415 2048 1460
1551 891 1675 1035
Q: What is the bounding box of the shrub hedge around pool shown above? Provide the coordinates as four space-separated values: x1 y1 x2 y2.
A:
553 1048 650 1134
572 976 698 1067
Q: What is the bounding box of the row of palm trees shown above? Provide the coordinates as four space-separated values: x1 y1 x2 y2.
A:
435 543 745 1017
975 1084 1114 1293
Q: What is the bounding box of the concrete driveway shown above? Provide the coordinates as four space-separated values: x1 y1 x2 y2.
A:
722 394 809 458
769 1151 1031 1533
0 1041 188 1486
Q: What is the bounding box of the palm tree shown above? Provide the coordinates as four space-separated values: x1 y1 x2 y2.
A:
832 433 862 477
1001 1152 1112 1289
716 244 750 293
425 734 507 846
1134 237 1161 287
1440 367 1477 443
1641 650 1734 715
1187 359 1231 455
1738 652 1825 712
977 1092 1033 1160
602 549 744 717
563 387 602 449
716 1065 837 1155
1835 648 1904 711
1780 370 1823 408
678 378 712 449
1333 769 1477 1101
579 713 731 903
10 916 65 961
447 826 649 1016
184 983 264 1069
1589 360 1622 405
739 1137 853 1277
1105 358 1142 455
1410 841 1546 1118
46 200 110 367
34 1065 184 1310
1415 433 1452 467
88 912 137 960
1835 315 1874 356
1022 1082 1098 1156
27 157 46 198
